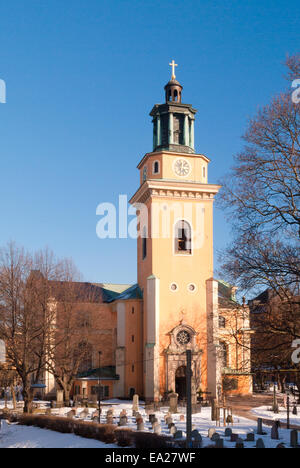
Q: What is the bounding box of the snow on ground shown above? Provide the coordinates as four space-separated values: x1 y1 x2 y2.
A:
251 405 300 426
0 421 117 448
1 399 298 448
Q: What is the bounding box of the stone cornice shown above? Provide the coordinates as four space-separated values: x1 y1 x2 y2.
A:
130 180 221 205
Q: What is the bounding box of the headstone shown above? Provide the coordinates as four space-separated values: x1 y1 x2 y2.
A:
226 414 233 424
137 421 145 431
256 438 266 449
168 422 175 430
119 416 128 427
120 409 127 418
208 428 216 439
91 410 100 420
170 425 177 436
179 414 185 422
246 433 255 442
225 428 232 438
290 429 298 448
191 430 202 449
276 443 286 449
174 430 184 439
166 416 173 426
230 434 239 442
216 438 224 449
79 408 89 419
292 406 298 416
149 414 156 424
271 422 279 440
257 418 265 435
211 433 220 442
151 417 158 428
169 393 178 414
153 423 162 435
235 438 244 449
67 410 76 419
132 394 139 414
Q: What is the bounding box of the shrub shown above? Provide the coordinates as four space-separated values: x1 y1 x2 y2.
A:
114 428 134 447
133 432 172 449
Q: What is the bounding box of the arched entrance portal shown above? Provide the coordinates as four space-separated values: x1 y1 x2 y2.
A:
175 366 187 399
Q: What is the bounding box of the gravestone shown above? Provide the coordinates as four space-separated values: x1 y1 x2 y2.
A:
119 416 128 427
149 414 156 424
230 434 239 442
67 410 76 419
235 438 244 449
137 420 145 431
211 433 220 442
174 430 184 439
256 438 266 449
120 409 127 418
179 414 185 422
208 428 216 439
79 408 89 419
246 433 255 442
151 417 159 428
290 429 298 448
170 425 177 436
225 428 232 438
271 422 279 440
153 423 162 435
276 443 286 449
257 418 266 435
216 438 224 449
191 430 202 449
132 394 139 413
292 406 298 416
166 416 173 426
92 410 100 420
169 393 178 414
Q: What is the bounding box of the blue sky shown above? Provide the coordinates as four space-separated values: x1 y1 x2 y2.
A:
0 0 298 284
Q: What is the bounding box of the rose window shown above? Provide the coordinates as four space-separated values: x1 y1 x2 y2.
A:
176 330 191 345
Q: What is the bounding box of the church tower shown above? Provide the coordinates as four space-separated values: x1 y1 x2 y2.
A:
130 62 221 402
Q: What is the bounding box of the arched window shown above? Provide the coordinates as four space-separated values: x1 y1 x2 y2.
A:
153 161 160 174
174 220 192 254
219 342 228 370
219 316 226 328
142 226 147 260
174 90 178 102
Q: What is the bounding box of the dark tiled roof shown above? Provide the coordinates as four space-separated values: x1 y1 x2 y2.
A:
77 366 119 380
217 279 239 307
105 284 143 303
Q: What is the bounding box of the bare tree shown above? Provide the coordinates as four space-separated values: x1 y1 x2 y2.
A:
45 278 97 405
0 242 80 413
219 54 300 389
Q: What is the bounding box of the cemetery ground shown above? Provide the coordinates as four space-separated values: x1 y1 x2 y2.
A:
0 395 300 449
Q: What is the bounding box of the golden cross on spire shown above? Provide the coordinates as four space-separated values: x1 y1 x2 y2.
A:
169 60 178 80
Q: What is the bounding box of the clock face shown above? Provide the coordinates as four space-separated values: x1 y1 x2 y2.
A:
174 159 191 177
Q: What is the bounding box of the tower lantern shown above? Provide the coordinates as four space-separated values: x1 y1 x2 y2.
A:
150 61 196 154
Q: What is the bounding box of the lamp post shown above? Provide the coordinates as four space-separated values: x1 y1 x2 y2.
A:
98 351 102 424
